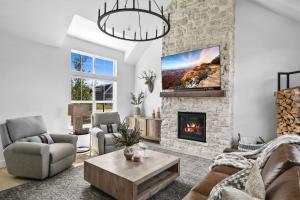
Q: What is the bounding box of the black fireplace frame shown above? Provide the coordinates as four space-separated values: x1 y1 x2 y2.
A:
178 112 206 143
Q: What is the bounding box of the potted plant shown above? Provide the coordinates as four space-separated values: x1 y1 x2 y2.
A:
113 121 141 160
130 91 144 116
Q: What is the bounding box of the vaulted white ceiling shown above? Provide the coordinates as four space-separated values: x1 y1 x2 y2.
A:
0 0 299 64
0 0 98 47
0 0 170 64
252 0 300 23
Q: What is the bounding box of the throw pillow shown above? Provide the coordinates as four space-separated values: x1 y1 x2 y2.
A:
221 187 260 200
16 138 30 142
245 162 265 199
28 133 54 144
100 124 118 133
208 162 265 200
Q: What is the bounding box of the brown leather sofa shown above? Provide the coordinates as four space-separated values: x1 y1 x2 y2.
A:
183 143 300 200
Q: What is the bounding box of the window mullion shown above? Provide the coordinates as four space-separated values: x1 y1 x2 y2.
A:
92 80 96 114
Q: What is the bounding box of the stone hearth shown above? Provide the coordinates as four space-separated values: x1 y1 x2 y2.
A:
160 0 235 159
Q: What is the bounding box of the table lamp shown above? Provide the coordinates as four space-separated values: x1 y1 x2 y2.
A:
68 104 91 135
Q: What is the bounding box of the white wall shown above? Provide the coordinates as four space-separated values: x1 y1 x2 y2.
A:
234 0 300 141
0 33 134 167
134 39 162 116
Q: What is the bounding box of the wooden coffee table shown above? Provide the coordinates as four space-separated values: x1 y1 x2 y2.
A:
84 149 180 200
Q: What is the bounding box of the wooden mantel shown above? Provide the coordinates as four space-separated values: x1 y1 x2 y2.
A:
160 90 226 97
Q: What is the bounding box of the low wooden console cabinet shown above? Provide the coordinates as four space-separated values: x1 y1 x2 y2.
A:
128 116 161 142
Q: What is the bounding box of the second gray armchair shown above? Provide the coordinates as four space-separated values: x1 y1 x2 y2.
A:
91 112 122 155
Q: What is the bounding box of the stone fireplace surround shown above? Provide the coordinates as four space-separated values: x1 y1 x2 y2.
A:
160 0 234 159
160 97 232 159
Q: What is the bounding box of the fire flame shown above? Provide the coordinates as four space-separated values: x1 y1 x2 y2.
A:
184 122 200 133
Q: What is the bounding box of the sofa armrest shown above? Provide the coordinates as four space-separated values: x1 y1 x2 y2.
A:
90 127 105 155
3 142 50 179
6 142 49 155
91 127 105 138
50 134 78 147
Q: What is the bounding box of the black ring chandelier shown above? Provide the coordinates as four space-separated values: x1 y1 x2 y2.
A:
97 0 171 42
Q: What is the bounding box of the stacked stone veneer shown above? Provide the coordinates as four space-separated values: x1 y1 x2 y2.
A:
161 0 235 159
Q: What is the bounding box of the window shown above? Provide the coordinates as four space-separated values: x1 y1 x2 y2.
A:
71 53 93 73
70 50 117 124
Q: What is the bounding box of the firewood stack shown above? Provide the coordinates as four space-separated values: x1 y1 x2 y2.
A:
275 87 300 136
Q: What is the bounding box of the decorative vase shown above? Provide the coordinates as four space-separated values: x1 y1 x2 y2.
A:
124 146 134 160
152 109 156 118
133 151 142 162
134 106 141 117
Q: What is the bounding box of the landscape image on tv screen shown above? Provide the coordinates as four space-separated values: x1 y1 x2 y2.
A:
161 46 221 90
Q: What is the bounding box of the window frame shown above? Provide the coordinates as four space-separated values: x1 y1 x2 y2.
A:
70 49 117 114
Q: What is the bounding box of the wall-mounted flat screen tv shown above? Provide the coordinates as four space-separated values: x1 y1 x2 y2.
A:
161 46 221 90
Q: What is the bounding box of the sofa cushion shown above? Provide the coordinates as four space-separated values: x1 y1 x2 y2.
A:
182 191 207 200
104 133 121 146
93 112 120 127
266 166 300 200
49 143 75 163
192 171 229 196
212 165 240 175
6 116 47 142
261 143 300 188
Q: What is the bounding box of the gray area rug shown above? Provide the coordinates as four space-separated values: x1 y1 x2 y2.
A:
0 147 211 200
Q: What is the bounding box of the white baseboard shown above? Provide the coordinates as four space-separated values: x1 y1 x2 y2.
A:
0 160 6 168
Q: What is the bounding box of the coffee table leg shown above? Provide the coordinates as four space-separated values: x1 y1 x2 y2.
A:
133 184 138 200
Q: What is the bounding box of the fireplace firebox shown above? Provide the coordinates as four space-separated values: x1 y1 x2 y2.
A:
178 112 206 142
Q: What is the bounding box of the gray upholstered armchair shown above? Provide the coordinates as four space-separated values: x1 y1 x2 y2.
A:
91 112 122 155
0 116 77 180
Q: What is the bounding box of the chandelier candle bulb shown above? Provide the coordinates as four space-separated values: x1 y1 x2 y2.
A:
116 0 119 9
98 9 100 17
104 2 107 13
146 32 148 40
161 6 164 15
134 32 136 40
112 27 115 35
123 30 125 38
156 29 158 38
149 0 151 11
133 0 135 9
168 13 170 22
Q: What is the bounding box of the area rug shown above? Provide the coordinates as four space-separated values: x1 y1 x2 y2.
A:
0 147 211 200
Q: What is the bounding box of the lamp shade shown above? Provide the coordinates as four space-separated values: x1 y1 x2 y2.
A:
68 104 91 117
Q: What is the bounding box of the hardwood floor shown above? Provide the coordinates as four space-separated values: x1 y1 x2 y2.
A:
0 168 28 192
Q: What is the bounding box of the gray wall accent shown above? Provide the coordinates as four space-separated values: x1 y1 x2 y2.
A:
234 0 300 141
160 0 235 159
